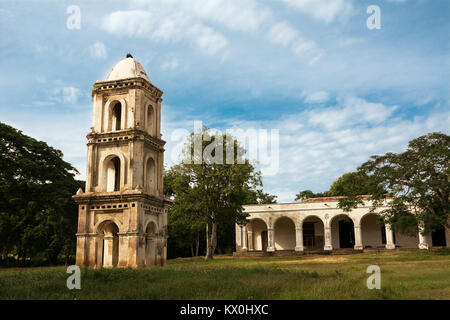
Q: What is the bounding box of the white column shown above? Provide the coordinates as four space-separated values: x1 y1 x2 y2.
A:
248 231 253 251
267 228 275 252
324 227 332 251
418 223 429 250
242 226 248 251
385 224 396 249
295 227 303 251
354 224 363 250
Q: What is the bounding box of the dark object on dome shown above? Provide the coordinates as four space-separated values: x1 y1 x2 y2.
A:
126 53 133 58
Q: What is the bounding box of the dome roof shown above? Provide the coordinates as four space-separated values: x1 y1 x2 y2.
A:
106 55 150 82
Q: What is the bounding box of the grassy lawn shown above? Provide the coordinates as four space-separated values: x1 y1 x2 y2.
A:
0 249 449 300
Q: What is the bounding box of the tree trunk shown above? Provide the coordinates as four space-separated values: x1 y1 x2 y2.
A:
205 220 217 260
195 232 200 257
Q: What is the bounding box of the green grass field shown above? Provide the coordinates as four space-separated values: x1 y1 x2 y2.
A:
0 249 449 300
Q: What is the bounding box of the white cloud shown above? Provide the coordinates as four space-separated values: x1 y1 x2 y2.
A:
102 9 228 57
268 22 299 47
132 0 270 32
161 58 179 71
102 0 271 57
307 96 397 130
302 90 329 103
89 42 107 59
188 24 228 56
281 0 354 24
267 22 323 64
160 96 448 203
50 86 81 105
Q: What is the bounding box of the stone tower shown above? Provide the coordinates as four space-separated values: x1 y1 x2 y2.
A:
73 54 170 268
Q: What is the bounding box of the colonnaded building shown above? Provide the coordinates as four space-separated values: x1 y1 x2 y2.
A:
73 54 171 268
235 197 450 255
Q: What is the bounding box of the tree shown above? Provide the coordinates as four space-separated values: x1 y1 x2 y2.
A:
295 190 327 201
0 122 82 265
294 172 380 201
164 166 205 258
168 127 263 260
245 189 277 205
338 132 450 236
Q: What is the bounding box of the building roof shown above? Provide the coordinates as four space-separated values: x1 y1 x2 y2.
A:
106 55 150 82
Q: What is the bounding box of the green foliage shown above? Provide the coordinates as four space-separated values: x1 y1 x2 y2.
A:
0 122 83 265
295 172 380 201
338 132 450 235
245 189 277 205
295 190 328 201
165 126 272 259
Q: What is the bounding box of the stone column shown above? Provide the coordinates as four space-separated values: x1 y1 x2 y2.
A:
127 232 143 268
118 232 128 267
145 237 152 267
87 235 99 268
242 227 248 251
236 225 242 251
354 224 363 250
85 144 94 192
295 227 304 251
75 234 87 267
103 236 114 268
267 228 275 252
324 227 332 251
385 224 396 249
248 231 253 251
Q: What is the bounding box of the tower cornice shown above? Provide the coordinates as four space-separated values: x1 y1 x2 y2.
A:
91 77 163 101
72 190 172 206
87 129 166 152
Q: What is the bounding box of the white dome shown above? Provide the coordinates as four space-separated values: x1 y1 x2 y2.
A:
106 56 150 82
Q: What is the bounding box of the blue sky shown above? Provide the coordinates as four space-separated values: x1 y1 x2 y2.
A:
1 0 449 202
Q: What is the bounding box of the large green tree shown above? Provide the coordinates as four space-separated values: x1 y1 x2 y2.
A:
164 166 205 258
168 127 266 260
295 171 380 201
0 122 83 265
338 132 449 236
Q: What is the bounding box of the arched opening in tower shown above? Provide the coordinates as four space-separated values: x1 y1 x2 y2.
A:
106 156 121 192
147 104 153 134
99 221 119 268
145 222 157 267
112 102 122 131
146 157 156 194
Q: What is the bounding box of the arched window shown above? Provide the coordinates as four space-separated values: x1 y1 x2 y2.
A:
111 102 122 131
146 157 155 194
106 157 121 192
147 104 154 134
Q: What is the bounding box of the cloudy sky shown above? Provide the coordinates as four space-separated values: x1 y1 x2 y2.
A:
1 0 449 202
